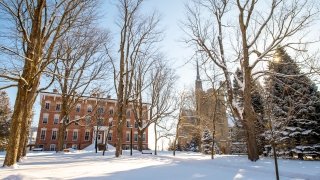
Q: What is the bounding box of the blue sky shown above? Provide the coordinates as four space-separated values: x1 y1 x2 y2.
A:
4 0 196 131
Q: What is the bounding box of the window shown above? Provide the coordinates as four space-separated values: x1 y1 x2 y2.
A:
42 114 48 124
98 107 104 114
50 144 56 151
75 116 80 125
51 130 57 140
40 129 46 140
126 132 130 142
134 133 138 142
64 131 68 141
107 132 112 141
108 119 113 127
109 108 114 116
143 133 146 142
97 118 104 126
76 104 81 112
72 131 78 141
54 114 59 124
45 102 50 110
134 121 138 128
84 131 90 141
87 105 92 113
126 120 130 128
85 116 91 125
126 110 131 118
56 104 61 111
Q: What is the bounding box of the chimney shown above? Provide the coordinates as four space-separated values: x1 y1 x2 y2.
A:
107 95 111 99
53 89 58 93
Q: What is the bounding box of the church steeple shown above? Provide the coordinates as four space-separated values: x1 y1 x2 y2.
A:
195 60 202 91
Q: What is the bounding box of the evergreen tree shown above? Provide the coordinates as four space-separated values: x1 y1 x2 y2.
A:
266 47 320 158
0 91 11 151
201 129 213 154
186 135 201 152
232 68 267 155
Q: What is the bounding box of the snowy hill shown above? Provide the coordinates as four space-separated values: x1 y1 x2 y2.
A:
83 143 116 152
0 151 319 179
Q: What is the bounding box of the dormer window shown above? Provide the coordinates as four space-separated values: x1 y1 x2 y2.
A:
76 104 81 113
56 104 61 111
98 107 104 114
109 108 114 116
126 110 131 118
45 102 50 110
87 105 92 113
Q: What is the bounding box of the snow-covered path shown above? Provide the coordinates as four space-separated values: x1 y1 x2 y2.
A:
1 150 320 180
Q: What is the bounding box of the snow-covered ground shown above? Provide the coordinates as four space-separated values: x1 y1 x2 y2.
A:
1 146 320 180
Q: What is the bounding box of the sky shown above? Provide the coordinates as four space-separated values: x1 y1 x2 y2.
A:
2 0 320 150
2 0 196 150
4 0 196 117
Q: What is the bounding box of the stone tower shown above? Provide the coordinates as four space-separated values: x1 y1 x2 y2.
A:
195 60 202 91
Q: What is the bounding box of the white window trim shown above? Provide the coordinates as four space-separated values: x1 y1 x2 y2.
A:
40 129 47 140
45 101 51 109
55 102 61 111
43 113 49 124
72 130 78 141
76 104 81 112
84 131 90 141
53 114 59 124
126 131 130 142
50 144 56 151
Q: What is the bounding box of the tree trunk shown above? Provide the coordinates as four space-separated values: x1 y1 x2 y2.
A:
4 65 40 166
154 123 157 155
95 125 99 153
137 128 143 152
17 110 32 161
173 118 180 156
243 67 259 161
272 141 280 180
115 103 125 157
57 110 68 152
3 88 26 166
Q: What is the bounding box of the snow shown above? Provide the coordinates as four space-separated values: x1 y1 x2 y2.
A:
0 149 320 180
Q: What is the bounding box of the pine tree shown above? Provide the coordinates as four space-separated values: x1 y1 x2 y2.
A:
232 68 267 154
266 47 320 158
201 129 213 154
0 91 11 151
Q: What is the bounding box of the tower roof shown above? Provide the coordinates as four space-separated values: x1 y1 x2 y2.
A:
195 60 202 91
196 60 201 81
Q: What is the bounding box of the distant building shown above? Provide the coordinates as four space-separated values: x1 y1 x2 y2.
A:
177 61 231 154
27 127 37 150
177 109 200 150
35 91 149 151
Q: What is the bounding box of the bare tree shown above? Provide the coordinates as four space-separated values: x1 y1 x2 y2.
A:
173 90 195 156
154 118 175 155
53 27 109 152
0 0 100 166
106 0 162 157
183 0 319 161
132 57 177 152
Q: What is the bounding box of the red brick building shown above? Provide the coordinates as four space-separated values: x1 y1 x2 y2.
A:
35 91 149 151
